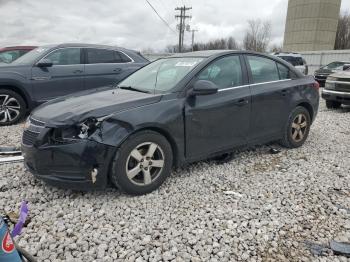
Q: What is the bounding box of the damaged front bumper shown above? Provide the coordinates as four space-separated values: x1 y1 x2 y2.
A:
22 134 116 191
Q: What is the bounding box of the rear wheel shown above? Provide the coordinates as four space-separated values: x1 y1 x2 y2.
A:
280 106 311 148
110 131 173 195
326 100 341 109
0 89 26 126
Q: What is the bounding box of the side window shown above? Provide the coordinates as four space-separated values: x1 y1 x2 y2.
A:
197 56 243 89
277 63 291 80
117 51 132 63
45 48 81 65
87 48 116 64
247 56 280 84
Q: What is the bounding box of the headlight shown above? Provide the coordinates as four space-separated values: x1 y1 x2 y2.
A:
325 81 335 90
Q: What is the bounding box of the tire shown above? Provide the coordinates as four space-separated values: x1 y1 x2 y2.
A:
110 130 173 195
279 106 311 148
0 89 26 126
326 100 341 109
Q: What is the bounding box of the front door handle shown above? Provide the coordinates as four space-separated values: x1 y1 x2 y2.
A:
73 69 83 74
113 68 122 73
234 99 249 106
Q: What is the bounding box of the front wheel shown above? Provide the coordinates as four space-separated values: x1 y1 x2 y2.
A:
110 131 173 195
0 89 26 126
280 106 311 148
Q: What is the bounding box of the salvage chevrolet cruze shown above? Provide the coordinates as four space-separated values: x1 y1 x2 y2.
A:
22 50 320 195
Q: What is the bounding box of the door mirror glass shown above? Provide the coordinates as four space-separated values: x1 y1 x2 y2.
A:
37 59 53 67
191 80 218 96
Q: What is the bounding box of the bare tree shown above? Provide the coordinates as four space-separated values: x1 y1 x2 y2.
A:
270 43 283 53
335 11 350 50
243 19 271 52
165 45 177 53
227 36 238 50
192 36 239 51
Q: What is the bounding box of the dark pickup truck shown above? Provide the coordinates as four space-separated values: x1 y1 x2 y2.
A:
314 61 350 87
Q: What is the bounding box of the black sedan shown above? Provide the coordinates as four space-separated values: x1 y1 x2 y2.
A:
22 50 320 195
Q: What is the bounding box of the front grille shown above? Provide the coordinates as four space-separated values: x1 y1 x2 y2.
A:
336 78 350 82
335 83 350 92
22 130 40 146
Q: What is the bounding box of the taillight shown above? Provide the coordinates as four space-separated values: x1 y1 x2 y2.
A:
313 81 320 90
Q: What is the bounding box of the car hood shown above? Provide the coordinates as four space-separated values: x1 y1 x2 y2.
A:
328 71 350 79
314 68 335 75
32 88 162 127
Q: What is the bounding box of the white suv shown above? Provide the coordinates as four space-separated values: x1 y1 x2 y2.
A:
272 52 308 75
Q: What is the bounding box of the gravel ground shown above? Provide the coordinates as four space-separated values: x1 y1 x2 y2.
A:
1 101 350 262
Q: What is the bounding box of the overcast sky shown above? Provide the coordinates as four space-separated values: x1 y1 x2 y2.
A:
1 0 350 52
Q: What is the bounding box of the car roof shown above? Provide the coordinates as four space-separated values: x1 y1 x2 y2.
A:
0 46 37 51
39 43 136 52
169 50 240 58
168 50 284 59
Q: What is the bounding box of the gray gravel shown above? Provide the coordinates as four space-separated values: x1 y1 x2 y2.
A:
1 101 350 261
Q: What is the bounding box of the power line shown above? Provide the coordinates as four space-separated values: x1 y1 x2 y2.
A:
145 0 177 34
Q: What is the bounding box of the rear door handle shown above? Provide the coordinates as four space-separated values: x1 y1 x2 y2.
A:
234 99 249 106
113 68 122 73
73 69 83 74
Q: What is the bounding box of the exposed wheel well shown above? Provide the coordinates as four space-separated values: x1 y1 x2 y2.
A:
0 85 28 109
297 102 314 121
136 127 179 167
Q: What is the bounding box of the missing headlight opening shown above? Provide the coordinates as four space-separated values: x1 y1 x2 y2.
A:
78 118 99 139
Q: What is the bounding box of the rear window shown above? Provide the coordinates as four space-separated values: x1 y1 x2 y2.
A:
279 56 304 66
118 52 132 63
247 55 280 84
86 48 132 64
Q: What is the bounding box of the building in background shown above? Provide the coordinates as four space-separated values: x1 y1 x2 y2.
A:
283 0 342 52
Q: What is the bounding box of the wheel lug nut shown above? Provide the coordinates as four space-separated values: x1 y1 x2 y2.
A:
149 161 152 165
144 167 148 170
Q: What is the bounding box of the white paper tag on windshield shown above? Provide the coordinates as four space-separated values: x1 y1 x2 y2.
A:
175 62 197 67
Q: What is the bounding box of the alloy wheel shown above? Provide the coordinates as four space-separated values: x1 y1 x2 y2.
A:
0 94 21 123
291 113 308 143
125 142 165 186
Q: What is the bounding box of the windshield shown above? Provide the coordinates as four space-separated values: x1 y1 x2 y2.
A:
323 62 347 70
0 50 28 63
12 47 52 65
118 57 204 93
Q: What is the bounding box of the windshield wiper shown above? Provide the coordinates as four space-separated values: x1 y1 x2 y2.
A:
117 85 150 94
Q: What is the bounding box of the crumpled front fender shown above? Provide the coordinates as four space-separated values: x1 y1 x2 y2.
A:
89 118 134 147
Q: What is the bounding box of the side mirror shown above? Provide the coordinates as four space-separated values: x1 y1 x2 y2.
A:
190 80 218 96
37 59 53 68
343 65 350 71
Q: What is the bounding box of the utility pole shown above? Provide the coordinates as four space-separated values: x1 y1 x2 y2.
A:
175 6 192 53
191 29 198 51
